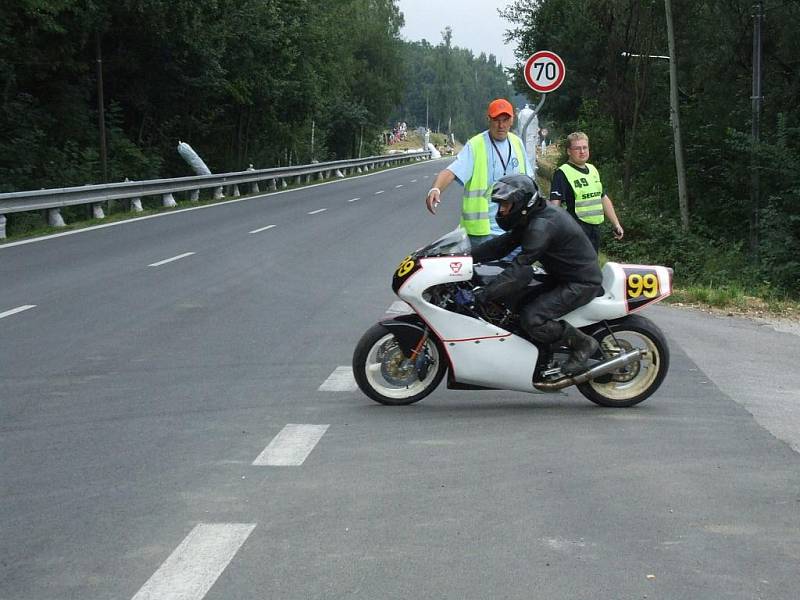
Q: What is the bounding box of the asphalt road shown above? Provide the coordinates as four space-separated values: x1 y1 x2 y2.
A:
1 160 798 600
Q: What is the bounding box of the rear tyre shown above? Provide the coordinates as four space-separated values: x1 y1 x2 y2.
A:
352 323 447 405
577 314 670 408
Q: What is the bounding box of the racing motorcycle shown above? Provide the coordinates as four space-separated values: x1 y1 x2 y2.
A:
352 227 672 407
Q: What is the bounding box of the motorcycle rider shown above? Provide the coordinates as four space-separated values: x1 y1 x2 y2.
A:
471 174 603 376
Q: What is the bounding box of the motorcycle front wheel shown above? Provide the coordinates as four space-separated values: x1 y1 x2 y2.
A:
352 323 447 405
577 314 670 408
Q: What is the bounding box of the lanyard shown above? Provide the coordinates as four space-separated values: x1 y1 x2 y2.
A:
489 137 512 175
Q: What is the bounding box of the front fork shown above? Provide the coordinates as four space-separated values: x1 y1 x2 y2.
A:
409 327 432 380
380 316 434 381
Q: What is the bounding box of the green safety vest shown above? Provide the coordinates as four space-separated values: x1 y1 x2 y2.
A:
558 162 604 225
461 132 527 236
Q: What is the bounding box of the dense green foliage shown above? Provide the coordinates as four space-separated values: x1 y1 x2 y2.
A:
503 0 800 296
390 27 513 143
0 0 407 191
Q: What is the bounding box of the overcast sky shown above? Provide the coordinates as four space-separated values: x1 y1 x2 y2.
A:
395 0 520 68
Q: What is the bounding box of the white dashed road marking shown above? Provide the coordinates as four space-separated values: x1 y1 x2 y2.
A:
253 424 330 466
249 224 276 234
318 366 358 392
374 190 385 195
411 179 417 182
348 197 360 202
0 305 36 320
307 208 327 215
147 252 195 267
130 523 255 600
395 184 403 188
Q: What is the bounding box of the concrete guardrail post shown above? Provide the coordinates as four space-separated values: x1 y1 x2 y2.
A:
162 193 177 207
269 179 277 191
335 169 344 178
0 214 6 239
232 185 240 197
190 189 200 202
246 165 259 194
48 208 66 227
280 179 287 189
92 203 105 219
213 187 224 200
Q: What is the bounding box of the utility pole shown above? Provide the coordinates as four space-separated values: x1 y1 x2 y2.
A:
750 0 764 261
96 32 108 183
664 0 689 231
310 119 315 162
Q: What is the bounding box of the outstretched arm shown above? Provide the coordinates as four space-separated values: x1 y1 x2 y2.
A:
425 169 457 214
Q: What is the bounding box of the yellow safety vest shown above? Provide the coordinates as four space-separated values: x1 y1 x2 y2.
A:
558 162 604 225
461 132 527 236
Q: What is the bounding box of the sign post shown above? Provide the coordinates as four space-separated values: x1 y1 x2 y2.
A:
520 51 566 156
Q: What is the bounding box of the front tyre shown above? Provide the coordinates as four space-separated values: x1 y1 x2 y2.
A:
352 323 447 405
577 314 670 408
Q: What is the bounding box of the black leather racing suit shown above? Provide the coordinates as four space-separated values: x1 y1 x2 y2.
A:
471 204 603 345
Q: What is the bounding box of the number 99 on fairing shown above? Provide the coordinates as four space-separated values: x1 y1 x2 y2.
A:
627 273 659 298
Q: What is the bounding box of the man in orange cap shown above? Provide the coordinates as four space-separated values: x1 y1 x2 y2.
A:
425 98 534 247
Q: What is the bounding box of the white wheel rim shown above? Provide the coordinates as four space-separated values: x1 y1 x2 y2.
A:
587 330 661 401
363 333 440 399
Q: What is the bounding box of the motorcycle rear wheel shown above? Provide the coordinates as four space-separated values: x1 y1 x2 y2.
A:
577 314 670 408
353 323 447 405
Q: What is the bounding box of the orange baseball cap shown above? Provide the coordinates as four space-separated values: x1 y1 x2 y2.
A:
487 98 514 118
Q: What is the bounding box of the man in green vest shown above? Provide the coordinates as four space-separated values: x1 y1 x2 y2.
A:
425 99 534 247
550 131 623 252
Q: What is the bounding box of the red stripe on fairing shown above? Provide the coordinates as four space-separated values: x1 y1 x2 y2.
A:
442 333 512 343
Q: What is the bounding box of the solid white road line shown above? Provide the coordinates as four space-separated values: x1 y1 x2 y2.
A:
249 224 276 234
252 424 330 466
348 197 360 202
318 366 358 392
374 190 385 195
0 305 36 320
307 208 327 215
147 252 195 267
130 523 255 600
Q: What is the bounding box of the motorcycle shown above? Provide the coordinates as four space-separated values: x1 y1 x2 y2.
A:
353 227 672 407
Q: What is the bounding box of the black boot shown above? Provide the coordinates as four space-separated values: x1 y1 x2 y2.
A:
561 322 599 376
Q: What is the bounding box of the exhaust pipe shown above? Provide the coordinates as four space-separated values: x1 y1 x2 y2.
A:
533 348 642 391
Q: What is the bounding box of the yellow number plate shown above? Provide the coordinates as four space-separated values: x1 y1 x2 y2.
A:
624 267 662 311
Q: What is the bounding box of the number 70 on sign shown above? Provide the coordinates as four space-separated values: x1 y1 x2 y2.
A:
523 50 566 93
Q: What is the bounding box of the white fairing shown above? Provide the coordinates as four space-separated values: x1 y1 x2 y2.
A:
398 256 540 393
561 262 673 327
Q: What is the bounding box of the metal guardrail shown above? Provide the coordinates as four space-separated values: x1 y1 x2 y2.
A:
0 150 431 238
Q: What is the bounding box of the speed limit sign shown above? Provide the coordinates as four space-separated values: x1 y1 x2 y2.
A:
523 51 566 93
